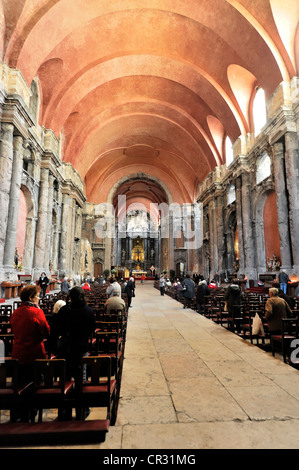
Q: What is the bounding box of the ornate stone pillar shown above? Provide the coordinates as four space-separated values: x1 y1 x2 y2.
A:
43 173 55 271
241 171 257 280
22 216 38 274
52 190 62 274
58 192 70 275
273 141 292 270
168 213 174 271
208 201 217 279
235 176 244 272
284 132 299 270
67 198 76 275
33 167 49 279
0 123 14 266
3 134 24 269
216 192 225 274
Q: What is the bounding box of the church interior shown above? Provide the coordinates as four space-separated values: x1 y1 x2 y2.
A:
0 0 299 451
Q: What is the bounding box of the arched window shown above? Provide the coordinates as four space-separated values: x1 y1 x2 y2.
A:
256 153 271 184
253 87 267 136
225 136 233 167
227 184 236 205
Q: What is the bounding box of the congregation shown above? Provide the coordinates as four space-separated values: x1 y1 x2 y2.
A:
157 272 299 363
0 275 132 444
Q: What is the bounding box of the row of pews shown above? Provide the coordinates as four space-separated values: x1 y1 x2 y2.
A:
0 286 128 446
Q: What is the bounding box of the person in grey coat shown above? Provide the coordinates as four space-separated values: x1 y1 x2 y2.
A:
182 274 195 309
61 277 70 294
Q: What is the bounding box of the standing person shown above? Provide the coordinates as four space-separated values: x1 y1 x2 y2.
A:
224 279 242 314
214 272 220 287
265 287 293 334
61 277 70 294
125 277 135 308
73 273 81 286
51 286 95 419
159 274 165 296
141 274 146 285
106 277 121 297
278 270 290 295
224 279 242 331
10 285 50 420
196 280 210 314
37 272 49 298
182 274 195 309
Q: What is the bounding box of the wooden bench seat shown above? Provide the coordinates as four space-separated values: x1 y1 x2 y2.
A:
0 419 110 446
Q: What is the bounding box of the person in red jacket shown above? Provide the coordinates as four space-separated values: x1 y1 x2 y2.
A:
82 280 91 291
10 284 50 383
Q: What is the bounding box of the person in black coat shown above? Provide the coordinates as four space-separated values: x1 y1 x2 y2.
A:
50 286 95 419
277 288 295 309
37 272 49 298
224 280 242 314
125 277 135 308
196 280 210 314
182 274 195 309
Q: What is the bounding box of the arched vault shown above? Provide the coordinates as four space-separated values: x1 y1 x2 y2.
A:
2 0 297 206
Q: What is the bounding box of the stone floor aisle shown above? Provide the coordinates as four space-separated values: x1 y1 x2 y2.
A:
4 281 299 449
92 281 299 449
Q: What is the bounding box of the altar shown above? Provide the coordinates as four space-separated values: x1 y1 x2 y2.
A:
132 270 147 279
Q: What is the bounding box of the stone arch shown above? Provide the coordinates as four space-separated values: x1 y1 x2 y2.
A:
106 173 173 206
254 184 278 274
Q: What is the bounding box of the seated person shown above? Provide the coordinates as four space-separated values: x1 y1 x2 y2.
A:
105 291 126 314
82 281 91 291
265 287 293 334
106 277 121 297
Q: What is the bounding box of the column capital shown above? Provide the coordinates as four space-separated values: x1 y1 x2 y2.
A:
13 134 24 152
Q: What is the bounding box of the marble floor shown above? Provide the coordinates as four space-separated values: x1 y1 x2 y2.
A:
3 281 299 449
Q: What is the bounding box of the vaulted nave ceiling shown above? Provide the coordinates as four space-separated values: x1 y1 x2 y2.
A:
1 0 298 206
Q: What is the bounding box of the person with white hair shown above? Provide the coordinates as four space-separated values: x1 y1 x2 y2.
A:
61 277 70 294
105 291 126 314
53 299 66 314
106 277 121 297
124 276 135 308
196 280 210 314
265 287 293 334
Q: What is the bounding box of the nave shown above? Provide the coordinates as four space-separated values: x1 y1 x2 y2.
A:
2 282 299 449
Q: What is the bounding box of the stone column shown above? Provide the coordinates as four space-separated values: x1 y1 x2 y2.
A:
104 212 114 272
43 173 54 271
33 167 49 279
22 216 38 274
168 214 174 271
241 172 257 280
273 141 292 270
3 134 24 269
284 132 299 270
0 123 14 266
235 176 244 271
67 198 76 275
52 191 62 273
216 193 225 274
58 192 70 276
208 201 217 279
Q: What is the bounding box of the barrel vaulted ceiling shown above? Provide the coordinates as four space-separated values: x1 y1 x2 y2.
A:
1 0 298 207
